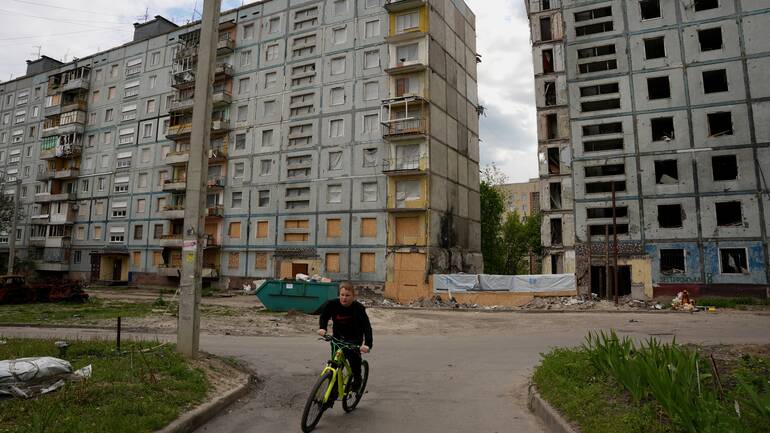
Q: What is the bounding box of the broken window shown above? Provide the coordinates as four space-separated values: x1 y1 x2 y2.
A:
639 0 661 20
542 49 554 73
547 147 560 174
544 81 556 106
542 0 551 10
647 76 670 99
715 201 742 226
707 112 733 136
546 114 558 140
583 122 622 136
585 180 626 193
577 44 615 59
720 248 748 274
550 218 563 245
644 37 665 59
658 204 684 228
589 224 629 236
551 254 563 274
580 82 619 97
327 184 343 203
578 59 617 74
698 27 722 51
363 148 377 167
575 6 612 22
540 17 552 41
550 182 562 209
703 69 728 93
660 249 685 275
258 190 270 207
584 138 624 152
395 180 420 205
581 99 621 112
587 206 628 219
712 155 738 181
694 0 718 12
576 22 614 37
651 117 675 141
655 159 679 184
329 151 343 170
585 164 624 177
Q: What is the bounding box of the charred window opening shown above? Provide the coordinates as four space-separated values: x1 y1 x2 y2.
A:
658 204 684 228
708 111 733 136
587 206 628 219
542 0 551 10
589 224 629 236
647 76 670 100
547 147 560 174
542 49 554 73
581 99 621 112
551 253 563 274
577 44 615 59
586 180 626 194
720 248 748 274
712 154 738 181
583 122 622 136
550 182 562 209
651 117 675 141
698 27 722 51
540 17 552 41
579 59 617 74
576 21 614 37
584 164 624 177
716 201 742 227
575 6 612 22
703 69 728 93
660 249 685 275
640 0 661 20
544 81 556 106
584 138 624 152
550 218 563 246
654 159 679 184
644 36 665 59
580 82 619 97
546 113 558 139
694 0 718 12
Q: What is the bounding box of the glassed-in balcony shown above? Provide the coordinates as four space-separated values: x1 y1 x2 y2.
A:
384 0 427 12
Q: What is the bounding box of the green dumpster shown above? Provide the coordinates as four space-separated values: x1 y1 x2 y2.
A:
255 280 339 314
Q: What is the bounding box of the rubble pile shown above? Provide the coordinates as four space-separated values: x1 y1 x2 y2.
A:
521 294 665 311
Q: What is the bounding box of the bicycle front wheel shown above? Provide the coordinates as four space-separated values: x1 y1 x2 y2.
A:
342 360 369 412
301 370 334 433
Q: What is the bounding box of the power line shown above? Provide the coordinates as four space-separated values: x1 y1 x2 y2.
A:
0 26 127 42
0 7 134 28
6 0 137 18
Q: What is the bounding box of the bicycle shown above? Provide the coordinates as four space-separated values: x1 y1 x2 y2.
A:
300 335 370 432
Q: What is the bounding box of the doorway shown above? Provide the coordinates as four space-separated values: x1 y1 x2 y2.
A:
591 265 631 299
112 259 122 281
292 263 309 277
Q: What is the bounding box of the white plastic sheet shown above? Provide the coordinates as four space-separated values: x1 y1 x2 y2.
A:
434 274 575 293
433 274 479 292
0 357 91 399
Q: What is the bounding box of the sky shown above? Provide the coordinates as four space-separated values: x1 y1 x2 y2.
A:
0 0 538 183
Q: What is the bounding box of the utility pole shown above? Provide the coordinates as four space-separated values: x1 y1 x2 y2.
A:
7 179 20 275
177 0 220 358
612 182 619 306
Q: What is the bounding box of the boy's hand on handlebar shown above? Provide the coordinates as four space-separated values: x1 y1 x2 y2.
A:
360 345 370 354
317 329 326 337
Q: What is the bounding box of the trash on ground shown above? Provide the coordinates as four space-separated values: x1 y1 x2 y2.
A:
0 356 92 399
671 290 696 311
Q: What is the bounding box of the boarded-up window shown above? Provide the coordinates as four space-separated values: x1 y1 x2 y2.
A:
132 251 141 266
228 252 240 269
256 221 269 238
255 253 268 270
229 222 241 238
326 253 340 273
395 216 420 244
327 219 342 237
153 251 162 266
285 233 309 241
361 218 377 237
360 252 375 273
285 219 309 229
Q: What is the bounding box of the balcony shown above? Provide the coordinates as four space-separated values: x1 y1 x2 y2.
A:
382 118 428 139
215 63 234 78
166 149 190 165
49 211 77 225
212 90 232 106
60 100 88 113
45 236 71 248
163 178 187 191
34 192 76 203
37 168 80 179
208 146 227 163
169 97 195 113
384 0 427 12
206 206 224 218
166 123 192 139
160 204 186 220
383 154 428 174
40 144 83 160
206 176 225 189
217 34 234 55
385 59 427 75
211 119 230 133
29 236 46 246
36 170 53 181
60 77 90 93
203 234 220 248
159 234 184 248
30 214 50 224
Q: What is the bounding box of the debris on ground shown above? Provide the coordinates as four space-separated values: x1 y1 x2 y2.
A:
521 294 666 311
671 290 696 311
0 356 92 399
0 275 89 305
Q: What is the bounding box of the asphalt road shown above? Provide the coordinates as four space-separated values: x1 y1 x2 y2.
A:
2 310 769 433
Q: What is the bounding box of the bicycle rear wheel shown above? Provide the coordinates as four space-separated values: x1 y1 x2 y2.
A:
342 360 369 412
301 370 334 433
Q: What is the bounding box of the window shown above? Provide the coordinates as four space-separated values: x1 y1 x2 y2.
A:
660 249 685 275
365 0 378 8
698 27 722 51
237 105 248 122
396 44 418 62
720 248 748 274
578 59 617 74
256 221 269 238
108 87 116 100
363 148 377 167
333 26 347 45
644 37 665 59
655 160 679 184
233 162 245 179
94 226 103 240
243 23 254 39
364 82 379 100
268 17 280 34
133 225 144 240
330 87 345 106
228 222 241 238
238 77 250 94
124 81 140 98
365 20 379 38
137 199 146 213
265 44 279 61
326 253 340 273
364 50 379 69
150 51 160 65
658 204 683 228
360 253 376 273
125 58 142 76
715 201 742 226
362 182 377 202
262 129 274 147
585 181 626 193
361 218 377 238
146 99 156 113
327 184 342 203
235 133 246 150
331 57 346 75
581 99 620 112
327 218 342 237
118 128 134 145
647 76 670 99
330 119 344 138
260 159 272 175
105 108 114 122
586 207 629 219
651 117 674 141
576 21 614 37
255 253 268 270
334 0 347 15
542 49 554 73
265 72 277 88
712 155 738 181
149 75 157 89
142 123 153 138
707 112 733 136
579 82 619 97
364 114 379 134
694 0 718 12
122 105 137 121
240 50 252 66
258 190 270 207
231 191 243 208
639 0 661 19
575 6 612 22
228 252 240 269
540 17 552 41
584 164 624 177
154 224 163 239
396 11 419 33
703 69 728 93
132 251 141 266
329 151 343 171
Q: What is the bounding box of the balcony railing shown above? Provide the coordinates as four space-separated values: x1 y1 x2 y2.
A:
384 0 427 12
40 144 83 160
206 206 224 217
383 154 428 173
382 118 427 138
206 176 225 188
217 34 234 54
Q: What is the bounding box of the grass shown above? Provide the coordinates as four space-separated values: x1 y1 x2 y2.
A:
0 299 155 325
0 338 209 433
697 297 770 309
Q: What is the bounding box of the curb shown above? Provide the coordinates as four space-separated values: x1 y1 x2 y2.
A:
528 384 579 433
156 370 253 433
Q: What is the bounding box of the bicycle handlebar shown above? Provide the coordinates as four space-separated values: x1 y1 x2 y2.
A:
319 335 363 350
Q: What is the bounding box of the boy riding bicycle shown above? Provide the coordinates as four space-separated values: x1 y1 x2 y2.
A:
317 281 373 394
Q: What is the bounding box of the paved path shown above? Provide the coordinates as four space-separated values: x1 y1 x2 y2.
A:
2 310 769 433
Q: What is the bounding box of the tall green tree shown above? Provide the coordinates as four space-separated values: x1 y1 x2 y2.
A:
501 211 542 275
479 164 507 274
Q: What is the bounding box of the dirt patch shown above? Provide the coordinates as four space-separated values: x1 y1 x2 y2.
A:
191 353 250 397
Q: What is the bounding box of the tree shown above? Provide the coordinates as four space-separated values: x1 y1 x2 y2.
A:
480 164 507 274
501 211 543 275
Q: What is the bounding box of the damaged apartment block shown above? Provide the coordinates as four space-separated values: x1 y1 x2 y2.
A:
525 0 770 299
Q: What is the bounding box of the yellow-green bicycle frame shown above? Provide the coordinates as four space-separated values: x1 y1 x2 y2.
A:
320 343 354 404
